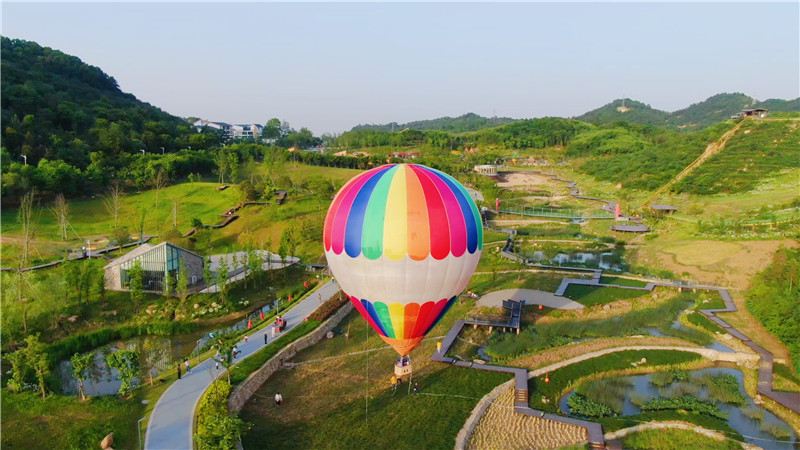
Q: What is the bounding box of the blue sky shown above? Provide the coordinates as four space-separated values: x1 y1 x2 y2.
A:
2 2 798 134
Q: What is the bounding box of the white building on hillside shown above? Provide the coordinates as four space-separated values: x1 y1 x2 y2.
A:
193 120 263 140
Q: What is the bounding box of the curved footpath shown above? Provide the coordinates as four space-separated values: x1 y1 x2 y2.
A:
144 279 340 450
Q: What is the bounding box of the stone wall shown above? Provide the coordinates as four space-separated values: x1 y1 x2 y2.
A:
228 302 354 412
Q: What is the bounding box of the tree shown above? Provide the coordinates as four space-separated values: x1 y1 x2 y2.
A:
5 349 28 393
237 180 256 203
23 334 49 398
136 208 147 244
102 181 124 229
203 257 215 291
50 193 70 240
17 191 35 331
263 118 281 141
216 257 230 303
128 261 144 313
247 248 261 287
71 351 95 401
141 337 167 387
176 259 190 306
227 152 239 184
106 350 140 397
211 330 238 384
214 151 228 184
163 269 173 299
150 168 169 208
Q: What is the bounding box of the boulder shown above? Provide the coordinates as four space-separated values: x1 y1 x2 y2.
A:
100 432 113 449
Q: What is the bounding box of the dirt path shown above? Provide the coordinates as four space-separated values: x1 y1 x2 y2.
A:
644 119 746 206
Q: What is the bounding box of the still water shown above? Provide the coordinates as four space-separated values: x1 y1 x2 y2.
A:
57 304 276 396
559 368 798 450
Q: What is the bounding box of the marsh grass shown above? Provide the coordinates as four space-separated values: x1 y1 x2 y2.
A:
575 377 633 414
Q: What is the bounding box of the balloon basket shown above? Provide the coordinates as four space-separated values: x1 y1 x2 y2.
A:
394 363 412 378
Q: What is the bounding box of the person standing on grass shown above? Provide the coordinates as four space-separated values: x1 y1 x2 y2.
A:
275 392 283 406
413 383 419 394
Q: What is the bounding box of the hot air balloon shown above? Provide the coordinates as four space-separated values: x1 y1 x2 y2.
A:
323 164 483 366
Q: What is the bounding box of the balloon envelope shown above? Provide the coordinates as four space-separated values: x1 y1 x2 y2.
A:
324 164 483 355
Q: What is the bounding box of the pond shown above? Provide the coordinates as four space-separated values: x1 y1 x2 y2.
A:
526 250 622 271
56 303 278 396
559 368 798 449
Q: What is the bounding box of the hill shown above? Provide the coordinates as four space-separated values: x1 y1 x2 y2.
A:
576 99 670 127
0 37 195 169
753 97 800 113
350 112 517 133
578 93 800 129
668 92 756 129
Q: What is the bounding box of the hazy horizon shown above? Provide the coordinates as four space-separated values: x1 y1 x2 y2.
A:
3 2 798 135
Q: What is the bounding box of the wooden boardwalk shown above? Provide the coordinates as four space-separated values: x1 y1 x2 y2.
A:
438 238 800 448
433 320 606 448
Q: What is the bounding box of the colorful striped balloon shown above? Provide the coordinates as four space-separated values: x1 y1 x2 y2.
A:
324 164 483 355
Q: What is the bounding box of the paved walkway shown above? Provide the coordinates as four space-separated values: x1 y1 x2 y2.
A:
477 289 583 310
144 279 340 450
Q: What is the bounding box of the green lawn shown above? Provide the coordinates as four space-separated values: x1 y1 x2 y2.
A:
468 271 565 295
599 276 648 287
1 391 143 450
563 284 651 307
238 296 514 450
240 365 510 450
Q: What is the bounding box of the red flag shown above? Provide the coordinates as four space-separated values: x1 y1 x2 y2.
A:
304 281 308 288
260 310 264 321
495 198 500 212
247 319 252 329
289 294 292 302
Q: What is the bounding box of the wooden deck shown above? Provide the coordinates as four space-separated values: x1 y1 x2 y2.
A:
465 299 522 333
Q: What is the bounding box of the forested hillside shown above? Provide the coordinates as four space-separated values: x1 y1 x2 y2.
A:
0 37 200 164
350 112 516 133
0 37 226 200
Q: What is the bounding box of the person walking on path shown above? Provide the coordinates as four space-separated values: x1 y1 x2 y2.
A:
177 364 182 380
264 330 268 345
184 359 191 373
318 293 322 304
274 392 283 406
244 334 248 343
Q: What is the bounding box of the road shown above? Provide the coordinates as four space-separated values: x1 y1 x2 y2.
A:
144 279 340 450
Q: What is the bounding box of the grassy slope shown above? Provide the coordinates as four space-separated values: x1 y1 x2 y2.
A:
240 299 513 450
563 285 650 307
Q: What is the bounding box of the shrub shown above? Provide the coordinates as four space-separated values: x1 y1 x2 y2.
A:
640 395 727 420
195 380 250 450
567 393 613 417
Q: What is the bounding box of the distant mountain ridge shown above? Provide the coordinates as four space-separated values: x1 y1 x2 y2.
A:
577 93 800 129
350 112 517 133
